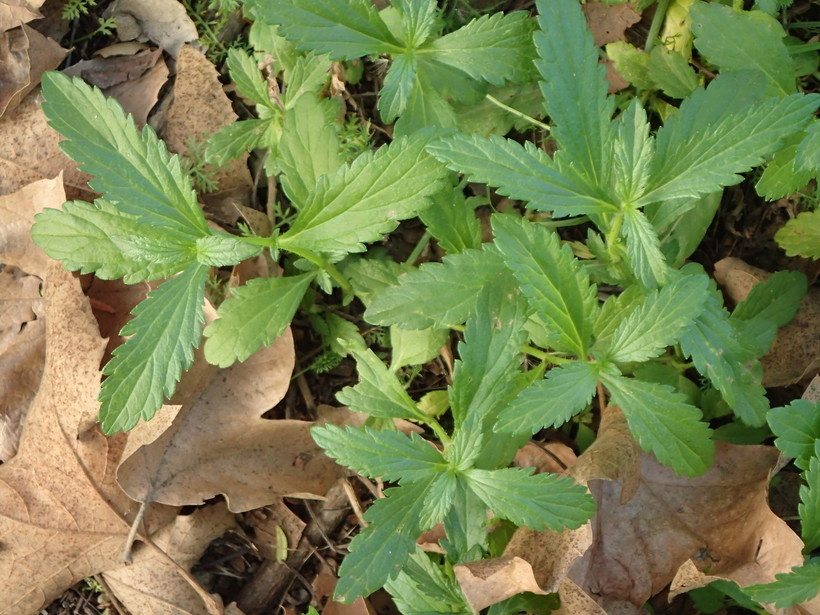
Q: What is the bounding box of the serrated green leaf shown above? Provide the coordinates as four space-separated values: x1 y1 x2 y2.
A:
380 53 418 122
799 442 820 550
194 234 262 267
427 134 615 218
601 372 714 476
31 200 185 283
691 2 795 97
203 273 313 368
496 361 598 434
336 479 433 602
385 549 472 615
283 52 332 107
606 274 709 363
775 211 820 259
41 72 208 241
443 479 489 557
795 120 820 174
247 0 401 58
278 134 447 255
613 100 655 204
247 20 298 72
393 0 437 48
534 0 614 187
446 411 483 471
420 473 458 528
492 215 596 356
228 48 273 108
454 81 544 137
744 559 820 608
365 246 506 329
621 205 669 288
205 119 272 167
654 192 722 268
336 347 427 420
344 256 408 305
640 78 819 205
426 12 535 85
646 45 699 99
768 400 820 471
465 467 595 530
99 265 208 433
279 95 342 205
389 326 448 369
111 235 195 269
419 185 482 254
311 424 445 482
605 41 654 91
755 132 815 200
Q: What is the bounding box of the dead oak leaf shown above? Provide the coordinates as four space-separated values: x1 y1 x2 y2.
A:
0 262 175 614
0 0 43 32
583 1 641 47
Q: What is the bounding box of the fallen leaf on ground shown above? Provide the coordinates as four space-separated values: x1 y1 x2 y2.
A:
0 0 44 32
104 0 198 57
514 441 577 474
245 500 306 562
455 556 548 612
583 2 641 46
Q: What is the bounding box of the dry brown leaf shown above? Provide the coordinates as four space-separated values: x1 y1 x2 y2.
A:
116 329 341 512
102 502 237 615
553 579 606 615
0 174 64 277
455 556 548 612
314 572 375 615
0 0 43 31
245 500 306 561
514 441 577 474
583 2 641 46
104 0 198 57
714 257 820 387
0 262 177 614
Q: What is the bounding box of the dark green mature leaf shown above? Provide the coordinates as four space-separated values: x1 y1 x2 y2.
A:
32 200 187 283
496 361 599 434
203 274 313 367
311 424 445 482
768 400 820 471
278 135 448 255
492 215 597 356
755 133 815 200
800 443 820 550
365 246 507 329
385 549 472 615
419 186 482 254
41 72 208 241
534 0 614 187
622 205 669 288
427 134 615 218
612 100 654 204
393 0 437 48
426 12 535 85
335 479 433 602
395 63 459 136
380 53 418 122
795 120 820 173
205 119 271 167
465 467 595 530
228 48 274 108
744 559 820 608
99 265 208 433
336 347 428 421
606 274 709 363
420 473 458 528
601 372 714 476
247 0 401 58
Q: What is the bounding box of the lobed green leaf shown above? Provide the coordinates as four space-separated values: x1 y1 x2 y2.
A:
621 205 669 288
393 0 438 48
744 559 820 608
228 48 274 108
799 443 820 551
379 53 419 123
775 211 820 259
768 400 820 471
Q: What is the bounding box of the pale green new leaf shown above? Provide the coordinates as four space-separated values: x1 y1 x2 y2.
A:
247 0 401 58
606 274 709 363
795 120 820 173
99 265 208 433
365 246 507 329
311 424 445 482
203 273 313 368
691 2 795 97
228 48 273 108
393 0 437 48
336 347 427 421
744 559 820 608
31 200 186 283
755 133 815 200
194 234 262 267
279 96 342 205
344 256 407 305
278 135 447 254
465 467 595 530
601 372 714 476
646 45 699 99
418 186 482 254
385 549 472 615
613 100 654 204
496 361 599 434
534 0 614 186
492 215 597 356
419 473 458 528
283 52 333 107
336 480 432 602
621 205 669 288
799 442 820 550
768 400 820 471
775 211 820 259
427 134 615 218
205 119 271 167
41 72 208 241
393 77 458 136
389 326 449 369
426 12 535 85
379 53 418 122
110 235 195 269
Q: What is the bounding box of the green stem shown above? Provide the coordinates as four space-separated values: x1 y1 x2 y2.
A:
427 417 452 448
537 216 590 228
522 344 572 365
405 231 431 265
485 94 552 132
644 0 671 53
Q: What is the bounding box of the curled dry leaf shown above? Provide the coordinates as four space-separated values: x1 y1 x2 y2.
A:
455 556 548 612
116 327 342 512
104 0 198 57
714 257 820 387
0 0 44 32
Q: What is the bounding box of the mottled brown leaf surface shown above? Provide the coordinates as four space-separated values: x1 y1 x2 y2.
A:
0 0 44 32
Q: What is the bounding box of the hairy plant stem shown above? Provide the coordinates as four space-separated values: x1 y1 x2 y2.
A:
644 0 671 53
485 94 552 132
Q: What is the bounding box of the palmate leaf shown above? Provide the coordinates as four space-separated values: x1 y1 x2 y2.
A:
40 72 208 241
277 134 448 255
600 371 714 476
799 443 820 550
427 134 615 218
246 0 401 58
767 400 820 471
227 48 274 108
605 274 709 363
534 0 615 187
203 273 314 368
464 467 595 531
385 548 472 615
99 265 208 433
365 246 507 329
311 424 445 482
744 559 820 608
380 53 418 122
496 361 599 434
425 11 535 85
393 0 437 48
418 185 482 254
492 215 597 357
